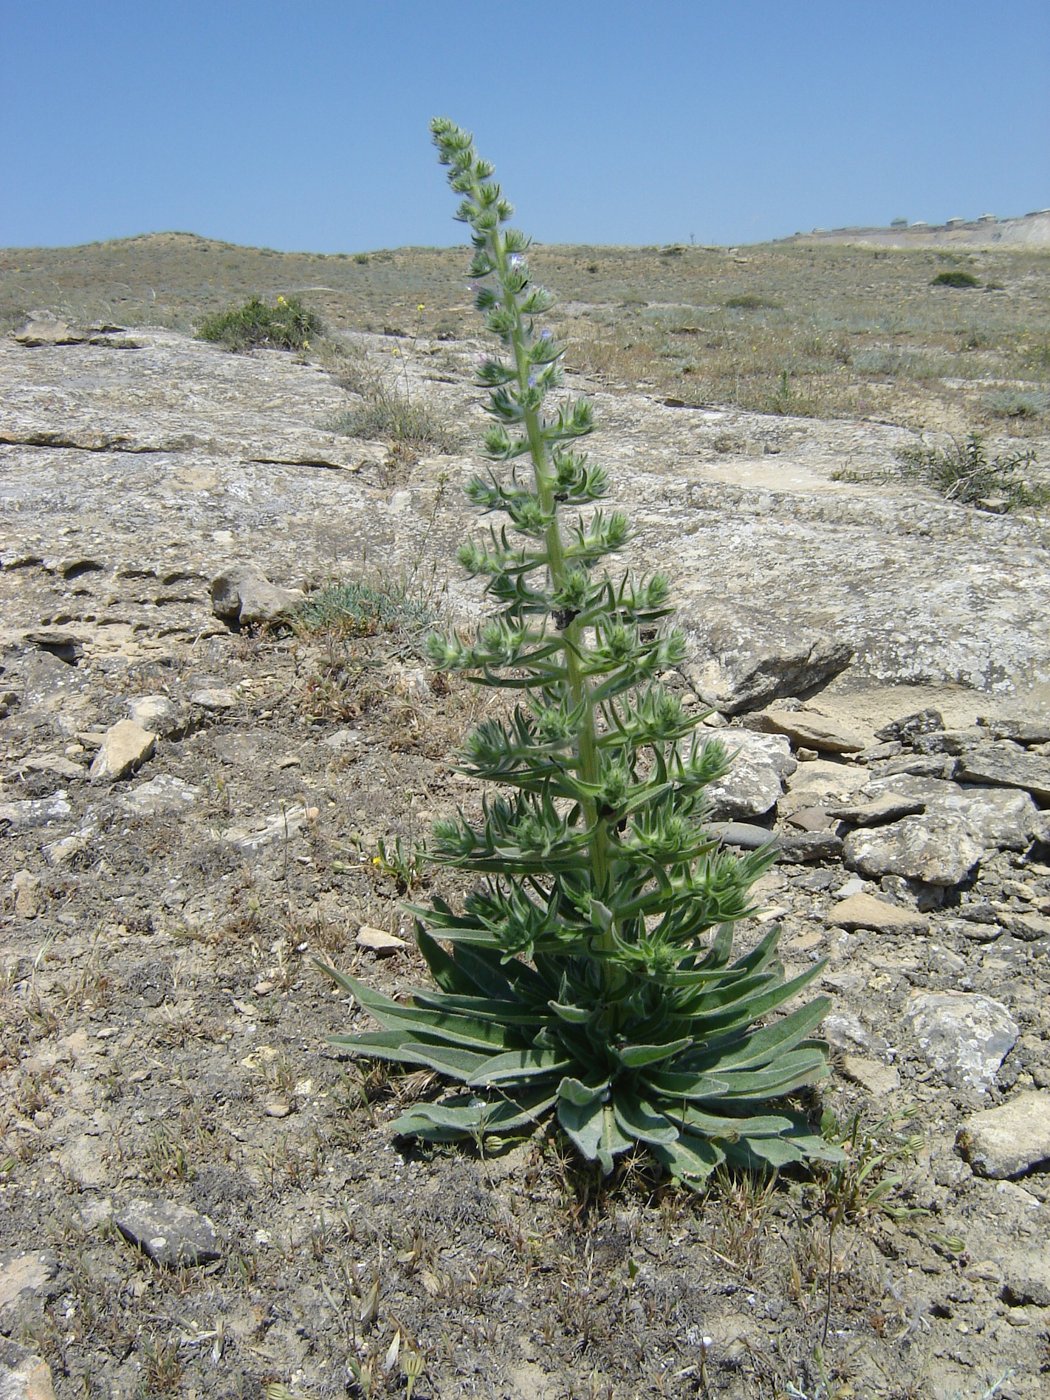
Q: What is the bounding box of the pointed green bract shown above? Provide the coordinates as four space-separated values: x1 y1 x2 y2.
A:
319 119 840 1186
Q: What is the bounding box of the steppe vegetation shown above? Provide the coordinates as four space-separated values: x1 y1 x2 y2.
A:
2 227 1048 441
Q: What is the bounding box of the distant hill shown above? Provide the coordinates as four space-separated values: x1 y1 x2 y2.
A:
785 209 1050 250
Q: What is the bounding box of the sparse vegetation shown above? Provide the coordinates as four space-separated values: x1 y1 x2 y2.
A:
895 432 1048 508
295 576 437 642
930 269 980 289
196 292 322 351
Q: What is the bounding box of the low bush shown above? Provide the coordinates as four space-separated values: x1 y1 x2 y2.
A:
295 576 436 642
896 433 1047 509
196 294 322 352
929 269 979 289
725 293 783 310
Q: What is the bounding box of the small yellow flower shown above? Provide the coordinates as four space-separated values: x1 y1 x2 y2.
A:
276 294 286 305
302 340 310 350
392 348 400 356
417 303 425 313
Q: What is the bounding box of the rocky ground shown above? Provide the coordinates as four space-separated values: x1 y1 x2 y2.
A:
1 317 1049 1398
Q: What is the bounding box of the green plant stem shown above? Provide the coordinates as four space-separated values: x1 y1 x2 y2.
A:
490 224 615 958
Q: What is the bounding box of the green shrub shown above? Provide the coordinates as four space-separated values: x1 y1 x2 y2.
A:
329 383 461 453
318 120 840 1189
929 269 979 289
196 294 322 352
295 577 436 641
725 293 783 310
896 433 1047 508
982 388 1049 420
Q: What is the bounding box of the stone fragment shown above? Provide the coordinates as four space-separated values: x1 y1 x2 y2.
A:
839 1055 901 1097
22 629 81 663
904 992 1019 1093
0 1341 57 1400
704 731 796 821
356 925 409 955
211 565 303 629
116 1198 220 1267
1000 1252 1050 1308
119 775 200 818
784 806 834 832
11 752 85 781
776 831 844 864
979 716 1050 745
828 892 928 935
190 687 238 711
754 708 866 754
955 1092 1050 1179
874 708 944 743
861 774 1040 853
843 814 983 887
221 805 308 854
126 694 182 737
0 1252 58 1317
956 742 1050 803
1005 912 1050 942
826 794 925 827
684 627 853 716
0 793 72 832
11 870 42 918
710 822 776 850
89 719 155 782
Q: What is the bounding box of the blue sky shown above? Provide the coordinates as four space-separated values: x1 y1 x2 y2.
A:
3 0 1048 252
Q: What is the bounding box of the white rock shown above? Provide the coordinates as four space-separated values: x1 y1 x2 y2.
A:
956 1091 1050 1179
904 992 1018 1093
89 719 156 783
356 925 409 955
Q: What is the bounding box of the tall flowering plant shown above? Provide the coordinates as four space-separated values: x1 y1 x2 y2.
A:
320 120 838 1185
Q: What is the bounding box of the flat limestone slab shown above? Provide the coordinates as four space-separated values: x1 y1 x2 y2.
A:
956 1091 1050 1179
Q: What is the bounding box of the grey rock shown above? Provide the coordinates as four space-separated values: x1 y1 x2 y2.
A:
221 804 309 854
116 1198 220 1267
0 792 72 832
827 794 926 827
704 731 796 820
843 813 984 886
828 892 928 934
1000 1251 1050 1308
874 708 944 743
190 687 238 712
683 626 853 715
956 742 1050 803
904 992 1019 1092
710 822 776 851
0 1341 57 1400
119 775 201 818
0 1252 59 1318
823 1011 890 1058
211 564 303 629
126 694 181 737
776 830 844 864
753 707 866 753
12 314 85 347
861 774 1040 852
88 719 156 782
956 1092 1050 1179
978 716 1050 745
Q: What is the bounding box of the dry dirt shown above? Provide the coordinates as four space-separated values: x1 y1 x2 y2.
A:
0 255 1049 1400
